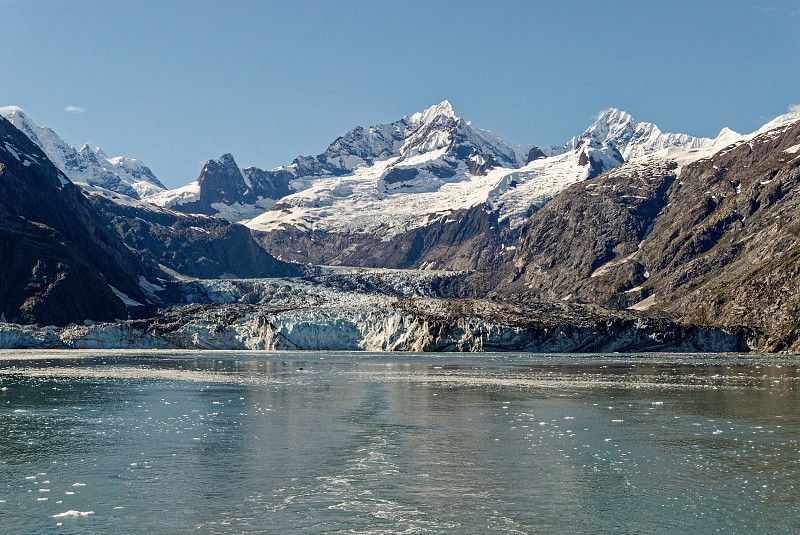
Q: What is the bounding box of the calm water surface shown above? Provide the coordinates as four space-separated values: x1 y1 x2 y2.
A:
1 351 799 534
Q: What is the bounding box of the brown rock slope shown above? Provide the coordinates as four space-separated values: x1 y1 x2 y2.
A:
505 119 800 351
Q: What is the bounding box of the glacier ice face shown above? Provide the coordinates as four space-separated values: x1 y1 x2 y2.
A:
0 269 751 353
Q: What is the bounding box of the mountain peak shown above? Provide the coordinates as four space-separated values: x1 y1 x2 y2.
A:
214 153 238 165
713 127 742 146
0 105 25 118
568 107 717 160
597 107 625 117
570 107 637 150
595 107 635 126
198 153 243 183
409 100 460 125
755 109 800 135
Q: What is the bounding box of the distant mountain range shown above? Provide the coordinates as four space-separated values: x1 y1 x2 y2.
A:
140 101 747 269
2 102 800 352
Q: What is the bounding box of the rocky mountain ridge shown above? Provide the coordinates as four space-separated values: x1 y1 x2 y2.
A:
146 101 721 270
0 106 167 199
505 115 800 351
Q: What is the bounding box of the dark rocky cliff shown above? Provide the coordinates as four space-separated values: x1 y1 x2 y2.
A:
507 156 677 306
254 203 515 270
0 116 148 325
89 194 300 280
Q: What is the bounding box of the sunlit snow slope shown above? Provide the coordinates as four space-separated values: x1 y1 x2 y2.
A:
0 106 166 199
242 102 726 237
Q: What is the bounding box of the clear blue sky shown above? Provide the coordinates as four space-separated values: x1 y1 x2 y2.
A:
2 0 798 188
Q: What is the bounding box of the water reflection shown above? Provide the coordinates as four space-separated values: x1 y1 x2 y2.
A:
0 351 799 534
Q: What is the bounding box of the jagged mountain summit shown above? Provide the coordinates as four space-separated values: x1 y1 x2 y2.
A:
566 107 740 160
148 101 726 269
145 152 294 221
0 106 167 199
211 102 730 268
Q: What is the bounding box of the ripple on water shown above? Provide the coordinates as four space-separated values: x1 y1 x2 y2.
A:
1 351 799 534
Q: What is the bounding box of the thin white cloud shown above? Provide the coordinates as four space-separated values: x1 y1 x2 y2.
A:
789 104 800 113
65 106 87 113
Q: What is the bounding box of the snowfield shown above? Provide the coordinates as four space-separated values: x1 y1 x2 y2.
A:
242 103 739 238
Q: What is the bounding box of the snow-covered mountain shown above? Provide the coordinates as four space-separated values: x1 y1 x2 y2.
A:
147 100 751 268
238 102 737 267
244 100 542 233
158 102 727 233
0 106 166 199
146 100 537 221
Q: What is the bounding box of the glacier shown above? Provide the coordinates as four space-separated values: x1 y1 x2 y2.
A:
0 268 750 352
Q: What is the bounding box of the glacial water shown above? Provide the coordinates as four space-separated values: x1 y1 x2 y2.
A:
1 351 799 534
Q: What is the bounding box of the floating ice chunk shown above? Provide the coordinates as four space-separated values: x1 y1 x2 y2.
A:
52 510 94 518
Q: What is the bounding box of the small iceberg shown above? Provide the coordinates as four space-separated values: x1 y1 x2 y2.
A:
52 510 94 518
